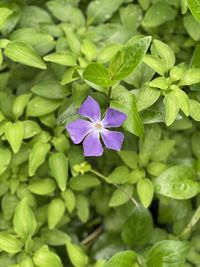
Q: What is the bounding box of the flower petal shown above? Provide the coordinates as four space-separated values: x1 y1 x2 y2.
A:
102 108 127 128
66 119 93 144
83 131 103 157
79 96 101 122
101 129 124 151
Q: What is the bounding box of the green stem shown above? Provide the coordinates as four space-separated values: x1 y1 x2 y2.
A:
90 169 139 207
107 86 112 105
180 205 200 237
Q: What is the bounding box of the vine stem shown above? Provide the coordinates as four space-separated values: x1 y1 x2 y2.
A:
90 169 139 208
180 205 200 237
107 86 112 105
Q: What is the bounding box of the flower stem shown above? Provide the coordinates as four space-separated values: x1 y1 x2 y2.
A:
180 205 200 237
90 169 139 207
107 86 112 105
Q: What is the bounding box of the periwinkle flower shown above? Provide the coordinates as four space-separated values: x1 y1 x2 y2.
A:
66 96 127 157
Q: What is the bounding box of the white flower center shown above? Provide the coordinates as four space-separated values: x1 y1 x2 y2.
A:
93 122 103 132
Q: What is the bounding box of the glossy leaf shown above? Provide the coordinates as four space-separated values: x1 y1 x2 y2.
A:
186 0 200 23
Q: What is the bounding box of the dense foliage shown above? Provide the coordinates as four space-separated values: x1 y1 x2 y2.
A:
1 0 200 266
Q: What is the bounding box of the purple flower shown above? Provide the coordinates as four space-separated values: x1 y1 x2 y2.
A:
66 96 127 157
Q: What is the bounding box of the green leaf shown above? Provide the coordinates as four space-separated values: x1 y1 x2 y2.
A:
86 0 124 25
4 41 46 69
33 246 63 267
149 77 168 90
109 185 133 207
111 85 143 137
139 124 161 166
4 121 24 154
189 99 200 121
43 51 77 66
0 7 13 28
121 207 153 246
69 174 100 191
10 28 55 55
179 69 200 86
61 189 76 214
137 178 154 208
12 93 32 119
41 228 70 246
0 148 11 175
136 85 160 111
186 0 200 23
106 166 130 184
13 198 37 240
28 178 56 195
164 92 180 126
142 2 176 27
143 55 166 75
29 142 51 176
172 87 190 116
109 36 151 80
103 251 137 267
66 241 88 267
118 150 138 169
81 39 97 61
27 96 62 117
0 232 23 254
183 14 200 41
147 240 190 267
153 40 175 70
49 152 69 191
23 120 41 139
47 198 65 229
72 82 89 108
75 194 89 223
83 63 116 87
154 165 198 199
31 80 69 99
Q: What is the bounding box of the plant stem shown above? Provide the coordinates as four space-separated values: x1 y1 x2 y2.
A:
180 205 200 237
90 169 139 207
107 86 112 105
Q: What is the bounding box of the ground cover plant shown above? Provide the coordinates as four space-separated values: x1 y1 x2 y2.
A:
1 0 200 266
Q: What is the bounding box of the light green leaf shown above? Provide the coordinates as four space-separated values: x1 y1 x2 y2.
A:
118 150 138 169
69 174 100 191
43 51 77 66
0 148 11 175
154 165 198 199
41 228 70 246
4 121 24 154
189 99 200 121
122 207 153 246
172 87 190 116
186 0 200 23
143 55 166 75
75 194 89 223
86 0 124 24
153 40 175 70
179 68 200 86
109 185 133 207
4 41 46 69
136 85 160 111
137 178 154 208
142 2 176 27
13 198 37 240
81 39 97 61
66 241 88 267
12 93 32 119
111 85 143 137
183 14 200 41
27 96 62 117
31 80 69 99
0 7 13 28
147 240 190 267
29 142 51 176
164 92 180 126
0 232 22 254
103 251 137 267
33 246 63 267
106 166 130 184
109 36 151 80
61 189 76 214
48 198 65 229
83 63 116 87
28 178 56 195
49 152 69 191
